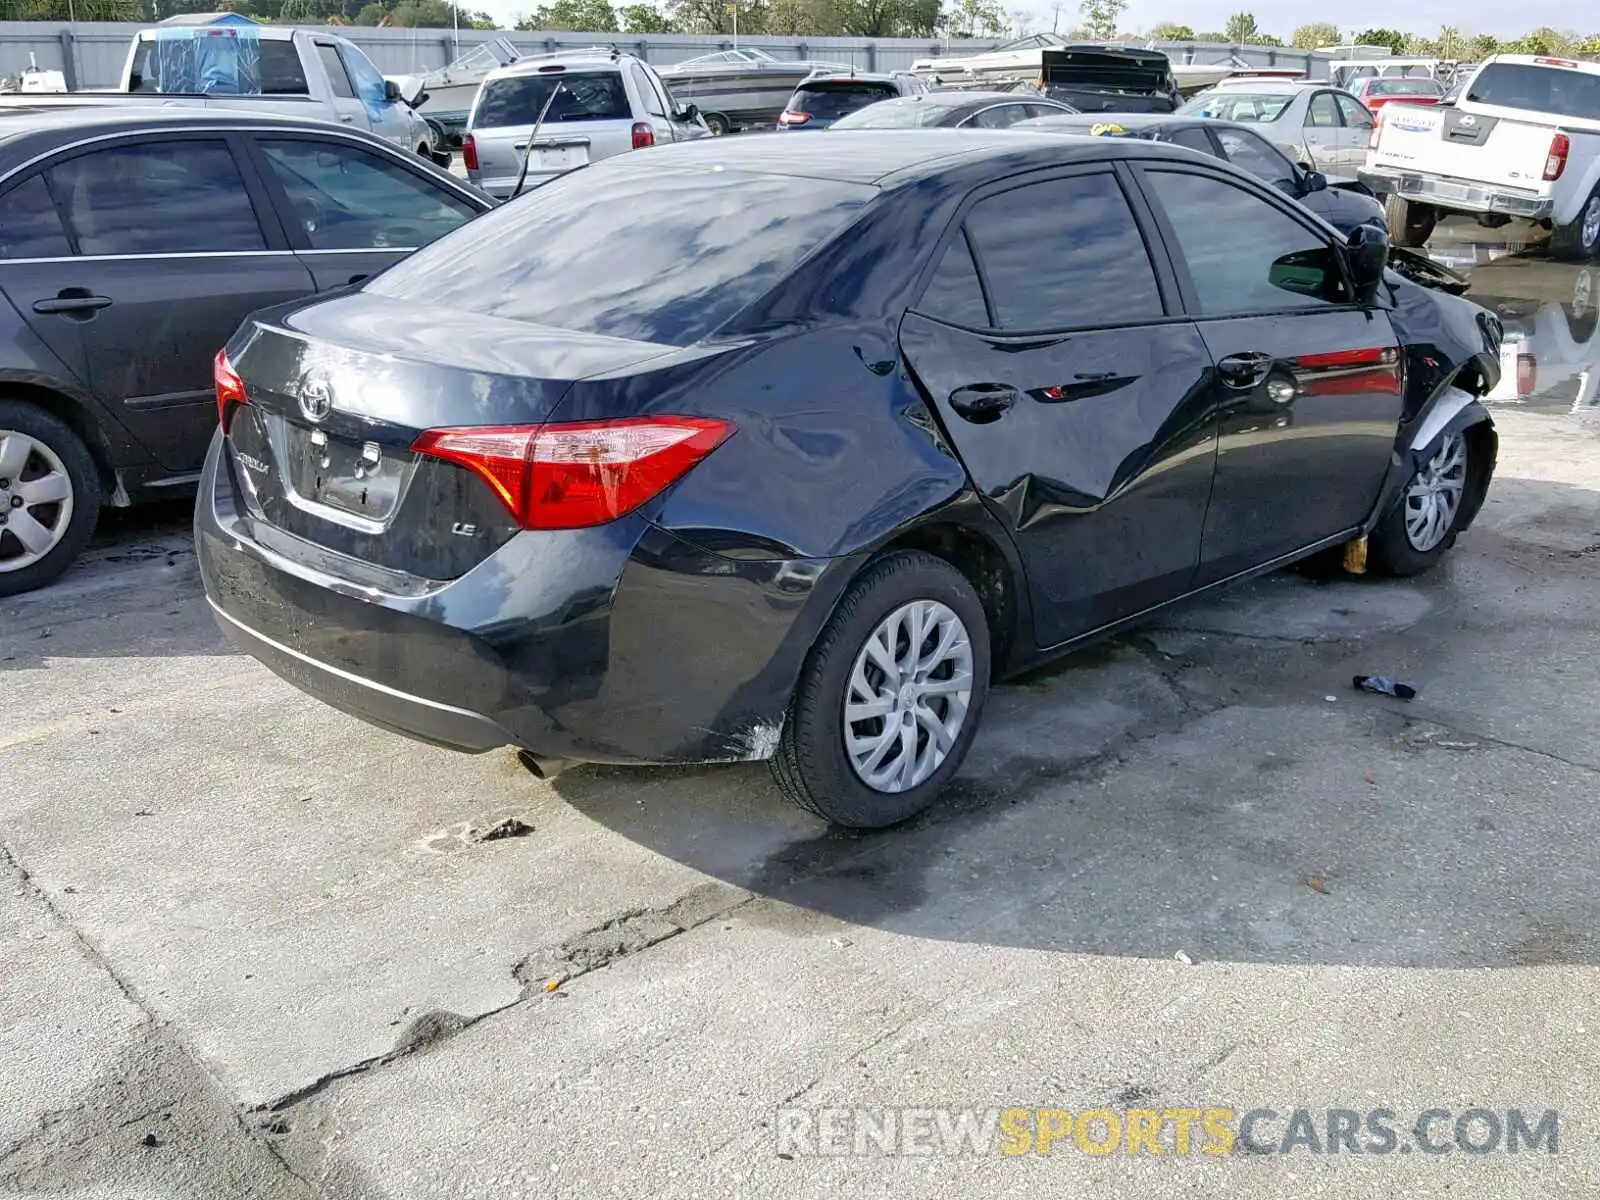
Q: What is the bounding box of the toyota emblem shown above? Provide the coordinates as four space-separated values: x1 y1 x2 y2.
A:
299 376 333 423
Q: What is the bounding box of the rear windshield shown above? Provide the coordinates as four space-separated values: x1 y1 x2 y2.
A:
1178 91 1293 122
128 34 308 95
833 98 956 128
474 70 628 127
1464 63 1600 121
1366 78 1443 97
790 80 898 119
367 162 875 346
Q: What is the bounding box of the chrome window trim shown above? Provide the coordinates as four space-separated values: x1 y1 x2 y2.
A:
0 247 422 265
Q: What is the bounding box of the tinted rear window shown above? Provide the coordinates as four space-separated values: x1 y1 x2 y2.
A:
1465 63 1600 121
791 81 898 119
128 36 308 95
1367 78 1442 97
833 98 955 128
474 71 629 126
367 162 874 346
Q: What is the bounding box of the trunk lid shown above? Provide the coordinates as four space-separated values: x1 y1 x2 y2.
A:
223 291 675 580
1370 105 1562 191
1040 46 1179 113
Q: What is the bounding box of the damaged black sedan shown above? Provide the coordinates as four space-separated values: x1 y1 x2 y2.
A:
197 131 1502 829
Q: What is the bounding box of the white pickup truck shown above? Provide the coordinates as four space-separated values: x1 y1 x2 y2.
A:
1360 54 1600 259
0 25 438 160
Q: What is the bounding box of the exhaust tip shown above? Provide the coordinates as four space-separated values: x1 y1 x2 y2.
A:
517 750 575 780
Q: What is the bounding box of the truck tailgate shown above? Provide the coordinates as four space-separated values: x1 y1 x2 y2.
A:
1370 105 1558 189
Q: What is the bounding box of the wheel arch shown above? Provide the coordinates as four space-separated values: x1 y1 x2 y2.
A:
0 380 120 500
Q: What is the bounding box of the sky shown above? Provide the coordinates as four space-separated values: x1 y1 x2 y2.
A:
471 0 1564 40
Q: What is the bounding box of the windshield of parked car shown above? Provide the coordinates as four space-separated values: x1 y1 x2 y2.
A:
789 80 899 119
129 31 308 95
832 98 957 128
367 162 875 346
1366 78 1443 97
1177 91 1293 121
474 71 628 126
1464 62 1600 121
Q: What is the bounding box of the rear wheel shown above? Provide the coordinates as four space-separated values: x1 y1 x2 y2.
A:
1369 428 1477 576
1384 194 1435 248
0 401 101 598
702 112 730 136
771 551 990 829
1549 187 1600 262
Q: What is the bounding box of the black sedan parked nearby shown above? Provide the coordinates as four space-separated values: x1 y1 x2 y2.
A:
829 90 1078 130
0 107 492 596
199 131 1503 829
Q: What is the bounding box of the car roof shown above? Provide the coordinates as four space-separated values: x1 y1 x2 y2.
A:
1020 112 1183 131
876 90 1035 109
1210 79 1319 93
490 51 626 80
798 71 903 85
629 127 1200 186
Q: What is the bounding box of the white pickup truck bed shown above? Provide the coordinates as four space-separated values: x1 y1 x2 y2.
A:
1360 54 1600 259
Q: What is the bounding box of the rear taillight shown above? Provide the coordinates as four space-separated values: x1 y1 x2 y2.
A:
214 349 245 431
1544 132 1569 181
461 132 479 171
411 416 734 530
1517 353 1537 398
1368 107 1383 150
778 110 810 126
631 122 654 149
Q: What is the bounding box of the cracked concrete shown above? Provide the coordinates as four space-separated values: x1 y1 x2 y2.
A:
3 239 1600 1196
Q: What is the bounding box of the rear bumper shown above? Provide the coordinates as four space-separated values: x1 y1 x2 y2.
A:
195 434 847 765
1359 167 1554 219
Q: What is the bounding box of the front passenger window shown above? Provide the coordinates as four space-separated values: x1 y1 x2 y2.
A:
1306 92 1341 127
1144 170 1347 315
967 104 1028 129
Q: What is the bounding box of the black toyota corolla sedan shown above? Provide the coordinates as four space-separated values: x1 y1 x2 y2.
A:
198 131 1503 829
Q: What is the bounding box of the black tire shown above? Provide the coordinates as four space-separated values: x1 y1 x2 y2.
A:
0 400 102 598
1548 187 1600 262
1383 194 1435 248
1368 426 1484 577
703 112 730 136
771 550 991 829
416 142 430 158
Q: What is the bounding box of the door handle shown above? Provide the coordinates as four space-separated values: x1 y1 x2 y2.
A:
1216 352 1273 390
347 274 369 286
948 383 1018 423
33 290 112 318
338 114 355 123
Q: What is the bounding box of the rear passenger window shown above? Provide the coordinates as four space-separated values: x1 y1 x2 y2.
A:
1306 92 1341 126
1144 170 1346 315
317 44 355 99
917 232 989 327
963 173 1163 330
0 176 71 259
48 140 265 255
1168 127 1215 154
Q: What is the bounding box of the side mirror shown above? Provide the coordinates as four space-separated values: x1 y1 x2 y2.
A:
1345 221 1389 305
1301 169 1328 193
678 102 699 122
394 75 427 107
383 78 402 104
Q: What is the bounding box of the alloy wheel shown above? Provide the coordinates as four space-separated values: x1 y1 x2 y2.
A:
1584 197 1600 254
842 599 974 794
1404 431 1467 553
0 429 75 573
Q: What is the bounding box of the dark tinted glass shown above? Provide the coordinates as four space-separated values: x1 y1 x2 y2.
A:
966 103 1030 128
261 140 477 250
0 176 71 259
630 63 666 116
475 71 629 126
1306 92 1341 126
369 162 874 345
917 233 989 327
1366 78 1443 97
1168 126 1216 154
317 43 354 98
1466 63 1600 120
832 98 952 128
791 81 897 119
48 140 264 255
127 36 307 95
1145 170 1345 315
964 173 1162 330
1215 127 1297 190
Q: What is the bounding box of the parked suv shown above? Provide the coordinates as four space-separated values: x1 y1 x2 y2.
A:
465 49 708 198
777 71 925 130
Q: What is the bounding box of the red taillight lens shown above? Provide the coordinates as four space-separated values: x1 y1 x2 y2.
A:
214 349 245 431
631 122 654 149
461 132 479 171
1544 132 1569 181
412 416 734 529
778 110 811 126
1368 107 1383 150
1516 353 1537 397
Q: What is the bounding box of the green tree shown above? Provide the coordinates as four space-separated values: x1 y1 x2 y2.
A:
1470 32 1499 57
518 0 618 28
1192 29 1225 41
1506 26 1575 55
1077 0 1123 40
1221 10 1255 42
1576 33 1600 56
1403 33 1438 54
353 0 387 20
1290 21 1338 49
1355 27 1406 54
617 0 673 28
939 0 1004 37
277 0 315 19
1146 19 1193 40
1434 24 1467 57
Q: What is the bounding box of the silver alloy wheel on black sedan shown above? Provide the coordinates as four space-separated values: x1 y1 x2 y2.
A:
1403 430 1467 553
0 428 74 573
843 598 975 793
